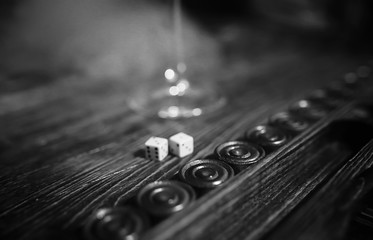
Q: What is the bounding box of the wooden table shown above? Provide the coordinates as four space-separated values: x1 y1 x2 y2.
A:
1 24 373 240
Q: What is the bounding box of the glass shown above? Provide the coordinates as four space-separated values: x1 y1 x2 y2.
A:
128 0 225 119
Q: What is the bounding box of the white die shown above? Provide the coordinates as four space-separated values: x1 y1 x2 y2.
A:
145 137 168 161
169 132 193 157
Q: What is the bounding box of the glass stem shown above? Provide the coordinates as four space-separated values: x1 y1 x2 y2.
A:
173 0 186 80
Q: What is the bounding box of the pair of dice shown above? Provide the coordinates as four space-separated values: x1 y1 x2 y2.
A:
145 132 194 161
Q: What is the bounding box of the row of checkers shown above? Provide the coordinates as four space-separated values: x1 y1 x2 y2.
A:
83 65 373 240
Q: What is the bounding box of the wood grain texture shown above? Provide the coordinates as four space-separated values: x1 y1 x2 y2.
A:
265 139 373 240
0 25 373 240
141 109 373 240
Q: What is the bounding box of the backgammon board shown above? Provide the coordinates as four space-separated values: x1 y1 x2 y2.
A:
1 10 373 240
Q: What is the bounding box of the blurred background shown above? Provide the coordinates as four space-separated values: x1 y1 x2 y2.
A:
0 0 372 86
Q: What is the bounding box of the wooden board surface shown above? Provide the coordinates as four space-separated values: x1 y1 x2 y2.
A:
1 24 373 240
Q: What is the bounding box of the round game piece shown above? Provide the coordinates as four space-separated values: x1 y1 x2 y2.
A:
137 180 196 217
269 112 309 133
349 105 373 121
179 159 234 189
343 72 359 86
215 141 265 168
307 89 346 108
246 125 290 151
84 207 149 240
289 99 329 120
327 82 355 97
357 65 371 78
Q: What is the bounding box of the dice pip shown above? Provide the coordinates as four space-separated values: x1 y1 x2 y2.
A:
169 132 194 158
145 137 168 161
